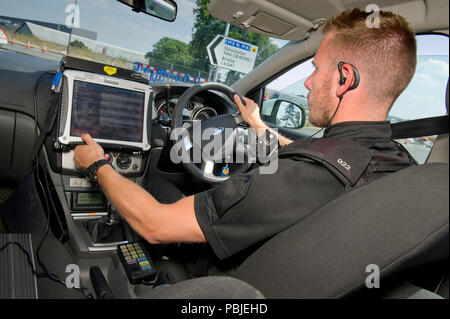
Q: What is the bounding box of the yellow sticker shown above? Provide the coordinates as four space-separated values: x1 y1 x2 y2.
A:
104 66 117 76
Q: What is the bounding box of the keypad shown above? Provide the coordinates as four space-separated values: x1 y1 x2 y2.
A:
119 243 153 274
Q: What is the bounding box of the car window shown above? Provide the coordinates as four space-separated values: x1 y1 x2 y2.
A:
391 34 449 163
0 0 287 86
262 34 449 163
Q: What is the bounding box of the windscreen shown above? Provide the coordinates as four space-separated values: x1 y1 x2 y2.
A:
70 81 145 143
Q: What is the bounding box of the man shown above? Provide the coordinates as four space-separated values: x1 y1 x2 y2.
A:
74 9 417 273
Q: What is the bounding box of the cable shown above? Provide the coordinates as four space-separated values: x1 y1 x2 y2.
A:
307 95 343 139
28 71 94 298
0 242 94 296
32 73 66 285
0 241 45 278
3 72 94 298
0 72 60 283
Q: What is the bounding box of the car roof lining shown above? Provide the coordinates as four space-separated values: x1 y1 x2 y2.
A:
208 0 449 41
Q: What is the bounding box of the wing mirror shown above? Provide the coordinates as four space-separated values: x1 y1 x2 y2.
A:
264 100 306 129
117 0 177 22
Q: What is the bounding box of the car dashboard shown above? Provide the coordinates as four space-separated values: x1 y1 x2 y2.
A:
0 62 233 259
153 88 232 127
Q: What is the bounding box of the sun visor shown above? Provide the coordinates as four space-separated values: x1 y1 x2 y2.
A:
207 0 322 41
246 11 296 35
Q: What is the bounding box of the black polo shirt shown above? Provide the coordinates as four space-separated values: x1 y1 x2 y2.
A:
194 121 411 261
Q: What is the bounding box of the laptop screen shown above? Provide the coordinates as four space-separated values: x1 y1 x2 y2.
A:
70 80 145 143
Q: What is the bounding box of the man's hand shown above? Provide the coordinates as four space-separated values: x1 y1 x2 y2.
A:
73 134 108 170
233 95 267 133
234 95 293 146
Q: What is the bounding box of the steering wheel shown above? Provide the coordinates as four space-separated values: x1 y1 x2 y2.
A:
171 82 252 183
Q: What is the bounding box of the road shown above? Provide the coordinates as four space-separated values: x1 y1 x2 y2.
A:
0 43 60 72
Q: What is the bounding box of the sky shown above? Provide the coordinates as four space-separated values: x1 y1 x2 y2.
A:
0 0 285 54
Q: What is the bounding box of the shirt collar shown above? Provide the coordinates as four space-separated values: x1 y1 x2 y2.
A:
323 121 392 140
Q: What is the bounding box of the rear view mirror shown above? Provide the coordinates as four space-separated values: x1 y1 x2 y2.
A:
117 0 177 22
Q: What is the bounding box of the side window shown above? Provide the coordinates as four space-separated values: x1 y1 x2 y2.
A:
262 34 449 163
262 58 317 136
390 34 448 163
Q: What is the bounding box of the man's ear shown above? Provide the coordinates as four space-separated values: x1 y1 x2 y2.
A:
337 62 360 97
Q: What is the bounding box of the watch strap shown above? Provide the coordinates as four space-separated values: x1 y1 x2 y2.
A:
86 159 111 184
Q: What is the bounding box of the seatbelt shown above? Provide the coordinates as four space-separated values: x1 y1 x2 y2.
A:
391 115 449 139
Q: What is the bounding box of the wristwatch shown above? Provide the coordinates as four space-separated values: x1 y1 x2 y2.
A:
85 159 112 185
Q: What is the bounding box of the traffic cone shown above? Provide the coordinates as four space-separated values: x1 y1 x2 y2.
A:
42 42 46 53
26 40 30 49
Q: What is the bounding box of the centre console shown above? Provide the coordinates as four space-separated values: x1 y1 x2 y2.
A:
48 69 155 254
22 59 175 296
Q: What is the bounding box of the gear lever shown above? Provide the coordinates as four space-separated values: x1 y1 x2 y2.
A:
105 202 121 226
89 201 125 243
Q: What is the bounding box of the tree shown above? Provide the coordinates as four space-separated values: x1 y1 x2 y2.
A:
280 103 301 128
145 37 193 68
189 0 279 76
71 40 87 49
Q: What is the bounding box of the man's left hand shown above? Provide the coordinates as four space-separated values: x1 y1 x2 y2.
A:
73 134 109 170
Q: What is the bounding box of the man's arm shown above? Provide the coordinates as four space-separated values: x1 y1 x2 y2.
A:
73 134 206 244
233 95 293 147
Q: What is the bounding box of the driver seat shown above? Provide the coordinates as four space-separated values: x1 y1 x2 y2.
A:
141 163 448 299
228 162 448 298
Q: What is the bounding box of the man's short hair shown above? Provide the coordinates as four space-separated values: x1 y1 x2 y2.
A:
323 8 417 105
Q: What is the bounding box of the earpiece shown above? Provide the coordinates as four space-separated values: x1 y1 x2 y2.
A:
338 62 360 91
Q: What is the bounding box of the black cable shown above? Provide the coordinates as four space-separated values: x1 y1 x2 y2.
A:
0 72 60 282
307 95 343 139
32 72 67 286
30 71 93 298
0 241 45 278
3 72 94 298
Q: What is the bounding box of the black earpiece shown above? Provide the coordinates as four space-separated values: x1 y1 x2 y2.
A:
338 62 360 91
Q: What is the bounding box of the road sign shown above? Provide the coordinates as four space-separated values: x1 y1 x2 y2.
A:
0 29 8 45
207 35 258 74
